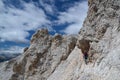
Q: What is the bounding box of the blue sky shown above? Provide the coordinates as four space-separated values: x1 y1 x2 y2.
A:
0 0 88 54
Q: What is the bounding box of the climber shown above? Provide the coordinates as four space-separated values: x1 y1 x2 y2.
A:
83 52 89 64
76 39 91 64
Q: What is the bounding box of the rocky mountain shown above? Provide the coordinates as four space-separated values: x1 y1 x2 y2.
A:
0 0 120 80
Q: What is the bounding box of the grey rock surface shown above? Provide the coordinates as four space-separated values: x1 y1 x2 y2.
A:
0 0 120 80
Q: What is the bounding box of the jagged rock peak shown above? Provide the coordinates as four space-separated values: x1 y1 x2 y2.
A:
1 29 77 80
30 29 49 43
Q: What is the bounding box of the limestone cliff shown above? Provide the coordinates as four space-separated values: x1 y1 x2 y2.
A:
0 0 120 80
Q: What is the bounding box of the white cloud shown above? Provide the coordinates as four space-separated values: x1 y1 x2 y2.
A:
0 46 24 54
0 0 88 43
39 0 55 14
0 29 29 43
39 0 52 14
62 23 83 34
0 0 52 43
57 1 88 34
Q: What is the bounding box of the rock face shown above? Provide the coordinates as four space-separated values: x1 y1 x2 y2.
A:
0 0 120 80
0 29 77 80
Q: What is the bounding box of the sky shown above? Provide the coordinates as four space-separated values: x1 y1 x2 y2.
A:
0 0 88 54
